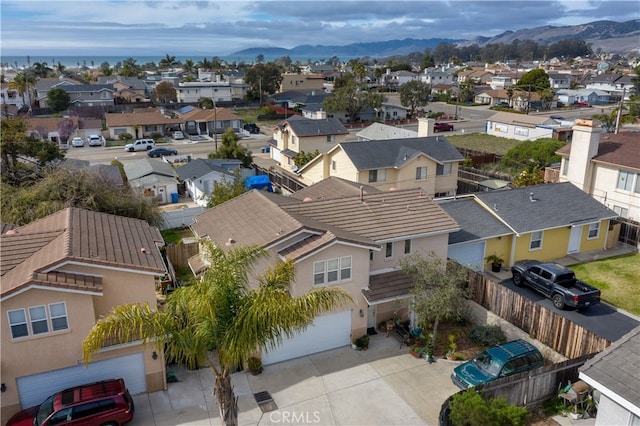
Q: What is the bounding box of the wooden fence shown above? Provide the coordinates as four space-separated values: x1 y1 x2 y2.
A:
165 241 199 267
467 271 611 359
617 217 640 248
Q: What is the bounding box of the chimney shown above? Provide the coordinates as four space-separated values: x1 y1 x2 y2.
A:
417 117 432 137
566 119 602 192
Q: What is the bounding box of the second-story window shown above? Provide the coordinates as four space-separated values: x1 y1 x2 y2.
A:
385 242 393 259
416 166 428 181
436 163 452 176
327 135 336 143
404 239 411 254
617 170 633 191
369 169 386 183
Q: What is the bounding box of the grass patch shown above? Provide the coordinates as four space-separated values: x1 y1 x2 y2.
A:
161 227 194 244
569 253 640 315
447 133 521 156
233 108 281 128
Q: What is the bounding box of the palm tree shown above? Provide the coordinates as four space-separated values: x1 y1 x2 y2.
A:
8 72 30 106
159 53 177 71
183 59 195 76
83 243 352 426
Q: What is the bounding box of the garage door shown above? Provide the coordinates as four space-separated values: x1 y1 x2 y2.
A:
17 352 146 408
262 310 352 366
448 241 486 272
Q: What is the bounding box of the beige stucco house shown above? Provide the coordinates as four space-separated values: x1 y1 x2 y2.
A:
189 182 459 365
105 109 182 139
1 208 168 422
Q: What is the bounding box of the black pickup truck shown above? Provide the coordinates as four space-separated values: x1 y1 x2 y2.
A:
510 260 601 310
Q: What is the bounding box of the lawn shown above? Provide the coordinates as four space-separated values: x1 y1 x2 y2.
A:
447 133 521 156
569 253 640 316
161 227 194 244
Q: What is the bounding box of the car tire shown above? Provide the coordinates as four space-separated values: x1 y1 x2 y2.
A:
512 272 523 286
552 294 565 310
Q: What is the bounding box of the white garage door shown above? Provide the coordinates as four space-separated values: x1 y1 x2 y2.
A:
448 241 486 272
262 310 352 366
17 352 146 408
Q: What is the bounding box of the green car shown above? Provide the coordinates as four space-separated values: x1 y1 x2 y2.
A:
451 339 543 389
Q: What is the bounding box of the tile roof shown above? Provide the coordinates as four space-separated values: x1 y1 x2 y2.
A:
105 110 182 127
580 326 640 411
278 115 349 137
181 107 241 122
437 197 512 244
25 116 80 133
290 177 381 201
362 270 414 304
557 131 640 171
0 208 166 299
474 182 617 234
339 137 464 170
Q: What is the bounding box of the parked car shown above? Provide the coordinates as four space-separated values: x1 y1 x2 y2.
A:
172 131 185 140
433 122 454 132
6 378 135 426
496 101 510 107
71 137 84 147
574 101 591 107
451 339 544 389
124 139 155 152
148 147 178 158
87 135 103 147
243 123 261 134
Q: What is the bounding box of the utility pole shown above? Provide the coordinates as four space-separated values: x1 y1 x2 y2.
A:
614 87 625 134
212 97 218 150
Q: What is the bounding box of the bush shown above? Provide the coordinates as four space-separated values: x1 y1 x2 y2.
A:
247 356 262 373
450 390 529 426
118 133 133 141
150 132 162 141
469 325 506 347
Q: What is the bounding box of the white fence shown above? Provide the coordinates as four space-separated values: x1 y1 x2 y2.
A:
160 205 204 230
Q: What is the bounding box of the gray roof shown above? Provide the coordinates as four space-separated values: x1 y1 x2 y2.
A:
340 137 464 170
61 84 114 93
438 197 512 244
356 123 418 141
97 76 147 90
290 177 381 201
124 158 178 181
176 158 235 180
580 326 640 412
279 115 348 137
475 182 617 234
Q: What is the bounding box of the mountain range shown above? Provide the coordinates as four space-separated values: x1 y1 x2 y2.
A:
231 19 640 59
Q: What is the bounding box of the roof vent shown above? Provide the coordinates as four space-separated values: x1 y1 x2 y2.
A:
140 247 147 253
302 197 313 202
403 154 408 161
529 192 538 202
4 229 18 235
225 238 235 246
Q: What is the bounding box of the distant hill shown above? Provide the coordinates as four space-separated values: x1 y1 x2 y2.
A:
231 19 639 59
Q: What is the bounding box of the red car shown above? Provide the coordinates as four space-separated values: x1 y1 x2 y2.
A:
7 379 134 426
433 122 454 132
574 101 591 107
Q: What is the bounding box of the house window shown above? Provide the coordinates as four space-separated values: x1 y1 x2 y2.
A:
416 166 428 181
327 135 336 143
332 160 336 171
530 231 543 250
8 309 28 338
635 173 640 193
29 305 49 334
588 223 600 239
369 169 386 183
313 261 325 285
340 257 351 280
291 135 297 146
50 302 68 331
327 258 339 283
313 257 351 285
436 163 452 175
561 159 569 176
404 239 411 254
617 170 633 191
385 242 393 258
613 205 629 218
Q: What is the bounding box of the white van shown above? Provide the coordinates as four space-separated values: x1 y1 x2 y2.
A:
124 139 155 152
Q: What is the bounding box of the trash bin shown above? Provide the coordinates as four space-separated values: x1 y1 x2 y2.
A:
170 193 179 203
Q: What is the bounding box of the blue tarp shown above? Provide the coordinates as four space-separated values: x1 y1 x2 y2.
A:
245 175 273 192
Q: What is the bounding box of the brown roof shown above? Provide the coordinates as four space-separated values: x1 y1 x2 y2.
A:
488 111 553 127
362 270 414 304
105 110 182 127
557 131 640 170
25 116 80 133
1 208 166 299
181 107 241 122
290 177 381 201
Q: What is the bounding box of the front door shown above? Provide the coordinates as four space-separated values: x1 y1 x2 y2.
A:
367 305 376 329
568 225 582 254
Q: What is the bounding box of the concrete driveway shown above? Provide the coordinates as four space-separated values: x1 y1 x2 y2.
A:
129 333 460 425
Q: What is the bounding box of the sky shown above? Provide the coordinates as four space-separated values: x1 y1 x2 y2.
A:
1 0 638 57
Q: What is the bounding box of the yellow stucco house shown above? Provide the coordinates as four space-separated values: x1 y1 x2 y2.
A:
1 208 168 422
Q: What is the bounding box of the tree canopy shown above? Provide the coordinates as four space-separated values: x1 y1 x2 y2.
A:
47 87 70 113
153 81 177 103
244 62 283 101
515 69 551 92
206 169 247 208
323 75 383 123
208 128 253 167
399 80 431 117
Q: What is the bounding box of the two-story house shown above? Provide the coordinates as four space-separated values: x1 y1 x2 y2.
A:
279 73 326 92
0 208 167 422
188 184 459 365
421 68 456 86
556 119 640 221
268 115 349 173
297 127 463 197
174 81 233 103
548 73 572 90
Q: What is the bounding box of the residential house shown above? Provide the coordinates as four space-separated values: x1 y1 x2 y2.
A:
124 158 180 204
555 89 610 106
1 82 29 111
297 120 464 197
383 69 420 90
457 68 494 85
34 77 80 108
176 158 250 207
486 111 559 141
556 120 640 221
49 84 115 108
289 176 380 201
280 73 326 92
439 182 618 270
489 74 516 90
585 73 636 100
98 76 150 103
174 81 233 103
105 109 182 139
421 68 456 86
548 73 572 90
0 208 167 422
474 89 510 106
579 326 640 426
268 115 349 174
355 122 418 141
180 106 243 137
24 116 81 146
189 185 459 365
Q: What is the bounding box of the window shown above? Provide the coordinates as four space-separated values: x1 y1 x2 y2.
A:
369 169 386 183
313 257 351 284
332 160 336 171
327 258 339 282
530 231 543 250
588 223 600 239
415 166 428 181
327 135 336 143
8 309 28 338
636 173 640 193
29 305 49 334
617 170 633 191
404 239 412 254
613 205 629 218
291 135 297 145
385 242 393 258
313 261 325 285
436 163 452 175
50 302 68 331
340 257 351 280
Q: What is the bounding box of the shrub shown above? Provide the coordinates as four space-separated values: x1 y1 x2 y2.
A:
118 133 133 141
449 390 529 426
150 132 162 141
247 356 262 373
469 325 506 347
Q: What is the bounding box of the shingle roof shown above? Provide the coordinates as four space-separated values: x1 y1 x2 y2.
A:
355 123 418 141
176 158 235 180
557 131 640 171
339 137 464 170
62 84 114 93
580 326 640 412
0 208 165 299
181 107 241 122
437 197 512 244
105 110 182 127
488 112 557 127
279 115 348 137
290 177 381 201
362 270 414 304
124 158 178 181
474 182 617 234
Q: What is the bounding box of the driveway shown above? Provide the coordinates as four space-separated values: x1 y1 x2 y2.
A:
129 333 460 425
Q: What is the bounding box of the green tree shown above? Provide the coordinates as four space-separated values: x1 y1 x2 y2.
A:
199 97 214 109
100 62 113 76
512 164 545 187
119 57 141 77
47 87 70 113
449 389 529 426
591 109 637 132
515 69 550 91
183 58 195 76
208 128 253 167
206 169 247 207
399 80 431 117
82 242 352 426
293 149 320 168
244 62 283 101
153 81 177 103
159 53 177 70
400 252 469 355
8 72 34 107
323 77 383 123
502 139 563 169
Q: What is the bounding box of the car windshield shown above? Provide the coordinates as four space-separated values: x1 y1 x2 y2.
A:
35 395 55 426
473 352 502 377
